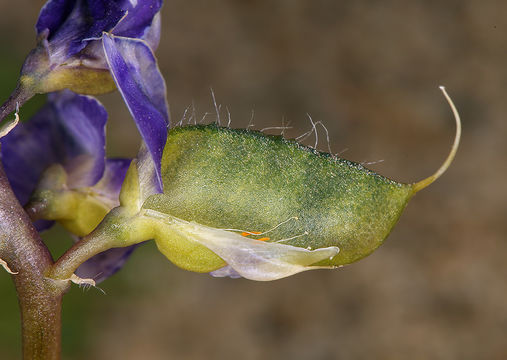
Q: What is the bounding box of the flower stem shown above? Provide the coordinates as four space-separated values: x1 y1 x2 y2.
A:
0 83 34 124
14 274 64 360
0 153 67 359
50 209 154 281
50 228 114 281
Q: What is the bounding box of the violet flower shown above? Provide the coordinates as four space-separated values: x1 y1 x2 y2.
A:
1 0 169 188
1 90 109 205
23 0 162 95
0 90 135 282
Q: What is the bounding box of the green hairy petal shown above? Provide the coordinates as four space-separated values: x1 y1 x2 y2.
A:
143 124 414 267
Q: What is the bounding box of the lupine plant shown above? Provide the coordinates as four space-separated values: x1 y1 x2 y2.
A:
0 1 461 359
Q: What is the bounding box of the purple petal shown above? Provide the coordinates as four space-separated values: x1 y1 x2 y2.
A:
1 90 107 204
112 1 162 42
36 0 76 36
98 159 132 194
75 244 140 283
49 91 107 188
37 0 162 60
103 34 169 191
210 265 242 279
1 104 59 204
91 158 132 209
42 1 124 59
129 10 161 51
35 219 56 232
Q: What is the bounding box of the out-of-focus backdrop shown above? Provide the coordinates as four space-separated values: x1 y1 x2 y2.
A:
1 1 506 359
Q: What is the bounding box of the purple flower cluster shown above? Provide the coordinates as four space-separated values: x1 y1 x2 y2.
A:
0 0 169 282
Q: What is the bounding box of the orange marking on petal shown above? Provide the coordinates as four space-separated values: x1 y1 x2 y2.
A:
257 237 270 242
241 231 262 237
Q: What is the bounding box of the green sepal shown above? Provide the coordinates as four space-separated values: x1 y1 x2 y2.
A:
145 210 226 273
117 150 225 272
143 124 415 267
27 165 113 236
19 43 116 97
115 143 340 278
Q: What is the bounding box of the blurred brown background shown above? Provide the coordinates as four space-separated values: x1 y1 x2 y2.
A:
0 1 506 359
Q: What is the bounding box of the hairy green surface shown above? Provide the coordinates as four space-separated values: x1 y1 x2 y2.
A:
143 124 415 266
